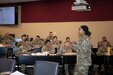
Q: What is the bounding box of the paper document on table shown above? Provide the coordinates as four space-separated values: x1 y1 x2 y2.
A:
63 53 77 55
31 53 47 56
11 71 25 75
49 54 56 56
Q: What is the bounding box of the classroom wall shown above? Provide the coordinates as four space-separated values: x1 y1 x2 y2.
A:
1 0 113 22
0 0 113 47
21 0 113 22
0 21 113 47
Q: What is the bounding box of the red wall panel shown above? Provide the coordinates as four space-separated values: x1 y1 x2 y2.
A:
1 0 113 22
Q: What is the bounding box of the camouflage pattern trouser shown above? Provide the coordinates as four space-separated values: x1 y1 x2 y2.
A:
74 65 89 75
21 64 26 73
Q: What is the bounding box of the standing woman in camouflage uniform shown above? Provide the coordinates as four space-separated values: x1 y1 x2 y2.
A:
73 25 92 75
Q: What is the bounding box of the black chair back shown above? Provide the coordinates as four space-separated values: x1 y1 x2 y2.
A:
92 48 98 54
92 55 105 65
0 47 8 58
34 61 59 75
17 56 62 65
0 58 16 73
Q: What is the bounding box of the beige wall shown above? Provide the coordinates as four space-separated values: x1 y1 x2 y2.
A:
0 21 113 47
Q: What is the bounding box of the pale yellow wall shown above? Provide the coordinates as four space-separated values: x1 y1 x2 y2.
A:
0 21 113 47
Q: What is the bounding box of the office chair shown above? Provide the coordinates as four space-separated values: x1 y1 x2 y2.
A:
34 61 59 75
0 58 16 73
91 48 98 54
0 47 8 58
12 47 18 58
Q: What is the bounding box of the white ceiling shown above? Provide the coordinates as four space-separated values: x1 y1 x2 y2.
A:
0 0 42 4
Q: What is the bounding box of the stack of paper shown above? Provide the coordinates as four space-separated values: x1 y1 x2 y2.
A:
11 71 25 75
31 53 47 56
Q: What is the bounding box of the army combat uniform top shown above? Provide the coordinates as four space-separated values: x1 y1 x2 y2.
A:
31 39 44 48
73 35 92 75
16 44 32 56
41 45 55 54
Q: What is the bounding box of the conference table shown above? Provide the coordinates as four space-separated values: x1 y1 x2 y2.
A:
15 53 113 74
15 53 76 74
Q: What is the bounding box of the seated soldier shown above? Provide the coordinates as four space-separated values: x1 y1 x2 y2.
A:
46 32 54 41
16 39 32 56
97 36 111 72
16 39 33 73
97 36 111 55
58 41 75 75
17 34 27 47
30 35 44 52
51 36 60 53
65 37 71 43
2 33 15 47
41 40 55 54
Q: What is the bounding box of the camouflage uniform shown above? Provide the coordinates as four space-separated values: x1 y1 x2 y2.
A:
2 34 15 45
59 46 73 54
31 39 43 49
57 41 75 54
16 42 32 73
97 47 107 55
17 41 24 47
46 36 53 41
73 35 92 75
97 41 109 72
41 45 55 54
57 41 76 75
16 43 32 56
98 40 110 55
30 39 44 52
61 46 75 75
51 40 60 51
